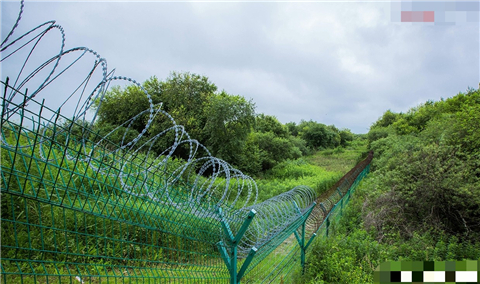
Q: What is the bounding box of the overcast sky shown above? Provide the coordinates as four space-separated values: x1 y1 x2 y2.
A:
1 1 479 134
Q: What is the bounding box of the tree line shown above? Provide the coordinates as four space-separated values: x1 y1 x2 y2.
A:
92 72 354 176
301 86 480 283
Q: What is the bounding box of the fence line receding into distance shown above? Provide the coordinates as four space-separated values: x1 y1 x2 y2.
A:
1 1 373 283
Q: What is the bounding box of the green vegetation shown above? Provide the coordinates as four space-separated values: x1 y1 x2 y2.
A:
2 71 367 283
254 139 368 202
0 123 225 282
13 69 478 284
6 69 478 284
93 72 354 176
0 115 366 283
306 138 367 173
302 87 480 283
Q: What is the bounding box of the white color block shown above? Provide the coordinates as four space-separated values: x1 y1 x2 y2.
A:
401 271 412 282
456 271 478 282
423 271 435 282
424 271 446 282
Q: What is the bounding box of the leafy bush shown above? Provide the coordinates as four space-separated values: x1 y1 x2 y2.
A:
303 87 480 283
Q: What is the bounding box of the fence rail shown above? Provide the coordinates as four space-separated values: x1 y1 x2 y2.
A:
1 1 372 282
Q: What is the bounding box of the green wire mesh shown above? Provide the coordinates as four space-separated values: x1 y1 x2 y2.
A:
1 1 373 282
0 82 230 283
248 154 373 284
0 80 372 283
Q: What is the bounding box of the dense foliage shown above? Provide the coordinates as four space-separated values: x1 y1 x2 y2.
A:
0 69 371 283
302 87 480 283
1 107 365 284
93 72 354 175
366 87 480 240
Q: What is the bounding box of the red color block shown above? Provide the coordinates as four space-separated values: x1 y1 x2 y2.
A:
401 11 413 22
401 11 435 22
423 11 434 22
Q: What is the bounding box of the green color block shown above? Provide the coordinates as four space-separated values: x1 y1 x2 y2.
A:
456 260 467 271
401 260 413 271
445 261 456 271
465 260 477 271
379 261 391 271
424 261 434 271
411 270 423 282
390 261 401 271
434 261 445 271
412 261 424 271
380 271 390 283
373 271 380 283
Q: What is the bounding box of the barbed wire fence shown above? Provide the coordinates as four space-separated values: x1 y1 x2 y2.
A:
1 1 372 283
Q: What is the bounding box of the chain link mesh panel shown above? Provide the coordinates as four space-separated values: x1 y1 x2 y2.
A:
1 1 372 282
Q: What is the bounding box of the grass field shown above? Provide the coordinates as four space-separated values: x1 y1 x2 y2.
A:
306 140 368 173
1 123 368 284
255 139 368 201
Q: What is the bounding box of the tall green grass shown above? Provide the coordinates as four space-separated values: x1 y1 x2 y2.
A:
1 122 226 283
1 115 367 284
306 140 368 173
256 160 341 202
255 140 368 202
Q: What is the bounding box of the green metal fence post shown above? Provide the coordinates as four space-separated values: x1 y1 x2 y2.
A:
217 208 257 284
326 217 330 237
340 198 344 216
293 202 317 274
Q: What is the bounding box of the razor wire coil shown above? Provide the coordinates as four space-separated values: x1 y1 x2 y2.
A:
1 2 373 283
1 0 316 257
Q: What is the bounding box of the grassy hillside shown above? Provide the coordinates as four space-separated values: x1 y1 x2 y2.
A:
300 87 480 284
255 139 368 202
0 117 367 284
